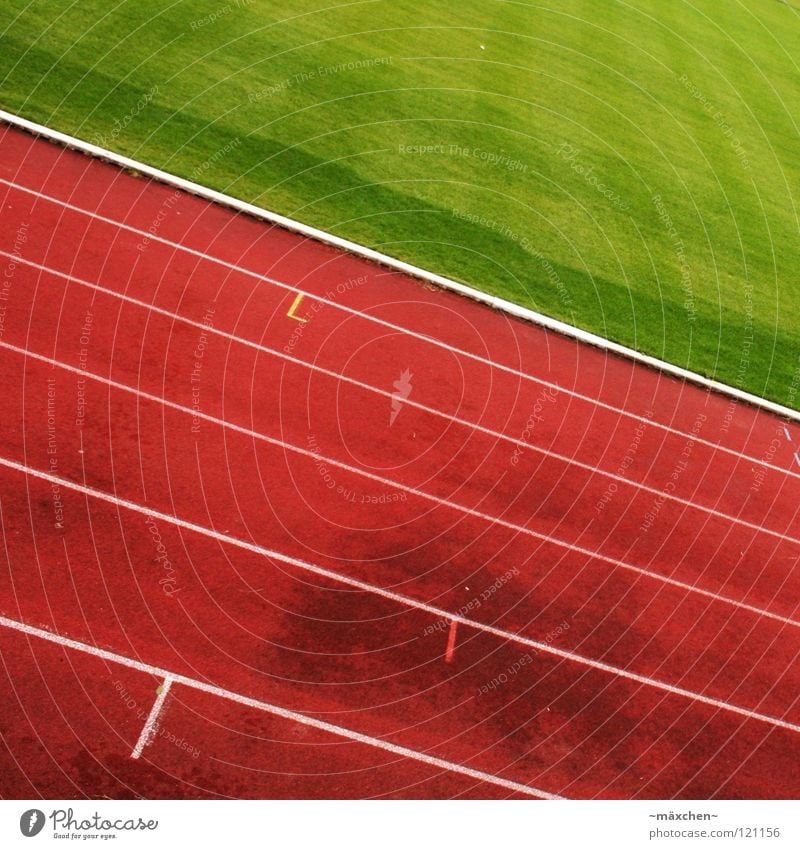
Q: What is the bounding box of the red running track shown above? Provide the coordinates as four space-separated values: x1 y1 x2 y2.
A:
0 123 799 800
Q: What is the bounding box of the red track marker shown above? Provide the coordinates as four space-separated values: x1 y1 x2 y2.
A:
445 619 458 663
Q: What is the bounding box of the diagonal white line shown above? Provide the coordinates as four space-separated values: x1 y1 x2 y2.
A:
1 176 796 480
0 614 561 799
3 106 800 428
0 455 798 734
4 250 797 543
3 337 797 629
131 676 172 759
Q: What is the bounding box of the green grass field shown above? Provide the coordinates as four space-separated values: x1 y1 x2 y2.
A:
2 0 799 407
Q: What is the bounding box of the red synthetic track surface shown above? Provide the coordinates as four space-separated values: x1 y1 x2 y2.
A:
0 124 799 800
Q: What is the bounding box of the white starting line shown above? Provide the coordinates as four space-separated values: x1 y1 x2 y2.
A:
132 676 173 759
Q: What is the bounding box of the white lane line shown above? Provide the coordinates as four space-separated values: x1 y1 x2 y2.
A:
0 615 560 799
1 456 798 734
131 676 172 759
1 178 794 478
6 251 799 536
4 338 798 628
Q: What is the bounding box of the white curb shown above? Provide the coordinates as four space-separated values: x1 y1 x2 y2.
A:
1 107 797 423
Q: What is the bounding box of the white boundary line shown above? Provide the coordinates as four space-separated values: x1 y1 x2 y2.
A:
0 454 798 735
1 108 798 424
0 615 559 798
131 676 172 759
3 337 798 629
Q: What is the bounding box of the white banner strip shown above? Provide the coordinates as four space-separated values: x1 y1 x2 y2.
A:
1 800 796 847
